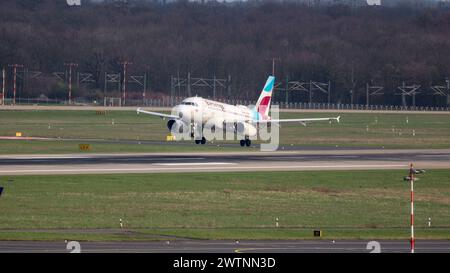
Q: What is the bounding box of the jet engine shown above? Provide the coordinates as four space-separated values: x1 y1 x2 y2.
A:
167 119 186 134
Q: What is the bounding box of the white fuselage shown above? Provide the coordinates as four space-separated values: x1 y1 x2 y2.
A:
138 75 339 147
174 97 261 125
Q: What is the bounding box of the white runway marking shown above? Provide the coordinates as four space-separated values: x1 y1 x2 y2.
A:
264 155 361 160
417 155 450 158
108 157 205 161
0 164 408 174
326 155 360 158
157 157 205 161
264 156 308 160
153 162 235 166
2 156 91 159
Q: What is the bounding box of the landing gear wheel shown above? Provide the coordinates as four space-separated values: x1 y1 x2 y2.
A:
201 137 206 145
195 139 201 145
240 140 245 147
245 139 251 147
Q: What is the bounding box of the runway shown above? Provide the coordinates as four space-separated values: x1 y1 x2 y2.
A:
0 149 449 175
0 239 449 253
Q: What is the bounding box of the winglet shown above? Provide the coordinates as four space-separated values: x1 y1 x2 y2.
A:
336 116 340 123
137 107 141 114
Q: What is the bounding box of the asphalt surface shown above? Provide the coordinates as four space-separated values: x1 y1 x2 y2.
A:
0 240 449 253
0 149 449 175
0 135 390 150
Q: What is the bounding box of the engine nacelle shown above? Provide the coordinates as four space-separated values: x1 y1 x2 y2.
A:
167 119 186 134
235 122 257 137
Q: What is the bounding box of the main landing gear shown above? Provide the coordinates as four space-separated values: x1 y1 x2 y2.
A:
194 136 251 147
195 137 207 145
239 137 251 147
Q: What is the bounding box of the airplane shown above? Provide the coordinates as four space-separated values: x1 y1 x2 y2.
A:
137 75 340 147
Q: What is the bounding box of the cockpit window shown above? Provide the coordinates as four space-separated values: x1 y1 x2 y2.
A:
181 101 198 106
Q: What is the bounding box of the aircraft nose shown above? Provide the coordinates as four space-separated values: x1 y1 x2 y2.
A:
175 105 188 119
176 105 197 122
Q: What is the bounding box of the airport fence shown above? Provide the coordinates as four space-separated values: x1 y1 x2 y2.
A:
2 97 450 112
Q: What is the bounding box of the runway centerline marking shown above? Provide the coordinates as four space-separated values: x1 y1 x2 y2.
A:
264 156 308 160
0 164 409 174
326 155 360 158
153 162 235 166
417 155 450 158
108 157 206 161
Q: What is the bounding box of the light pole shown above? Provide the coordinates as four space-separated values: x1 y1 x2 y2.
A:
403 163 426 253
267 58 280 76
1 67 5 106
120 61 132 106
8 64 23 105
64 63 78 104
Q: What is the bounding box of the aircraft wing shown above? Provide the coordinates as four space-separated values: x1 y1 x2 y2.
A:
137 108 179 120
252 116 340 125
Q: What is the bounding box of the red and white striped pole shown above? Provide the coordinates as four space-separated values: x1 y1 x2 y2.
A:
123 62 126 106
409 163 415 254
120 61 132 106
8 64 23 105
69 65 72 104
1 67 5 106
13 65 17 105
64 63 78 105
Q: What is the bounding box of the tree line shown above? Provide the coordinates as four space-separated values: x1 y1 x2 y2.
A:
0 0 449 106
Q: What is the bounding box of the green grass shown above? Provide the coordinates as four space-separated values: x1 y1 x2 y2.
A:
280 112 450 148
0 139 242 154
0 170 449 241
0 231 144 242
0 110 449 153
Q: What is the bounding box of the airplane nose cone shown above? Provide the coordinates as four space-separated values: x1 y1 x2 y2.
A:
172 105 181 118
175 105 187 120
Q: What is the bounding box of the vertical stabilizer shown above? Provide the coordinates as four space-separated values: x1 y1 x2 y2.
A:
255 76 275 119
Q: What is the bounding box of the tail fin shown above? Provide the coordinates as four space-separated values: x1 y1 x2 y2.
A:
255 76 275 119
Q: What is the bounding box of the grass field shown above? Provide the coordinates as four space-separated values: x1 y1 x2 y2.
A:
0 139 242 154
0 170 449 241
0 109 450 153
